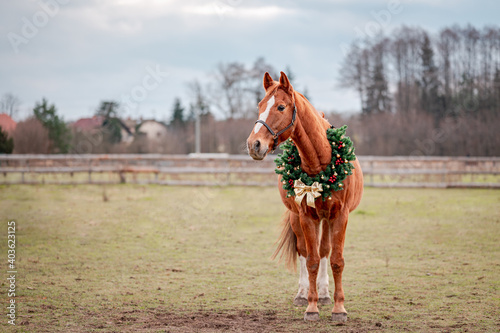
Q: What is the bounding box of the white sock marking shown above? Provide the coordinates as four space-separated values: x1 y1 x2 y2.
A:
318 257 330 298
296 255 309 299
253 95 275 134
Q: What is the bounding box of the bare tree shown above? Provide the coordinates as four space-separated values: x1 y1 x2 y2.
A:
339 42 369 111
187 80 211 118
391 26 425 114
0 93 21 118
247 58 278 113
209 62 253 119
339 37 391 114
337 24 500 156
12 118 50 154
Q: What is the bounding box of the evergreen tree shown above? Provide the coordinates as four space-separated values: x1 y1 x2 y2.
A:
170 97 185 127
494 68 500 109
96 101 122 144
33 98 71 153
0 126 13 154
419 33 442 119
96 101 119 119
365 57 391 113
188 82 210 121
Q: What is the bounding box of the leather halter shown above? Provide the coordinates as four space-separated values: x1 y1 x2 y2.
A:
255 103 297 152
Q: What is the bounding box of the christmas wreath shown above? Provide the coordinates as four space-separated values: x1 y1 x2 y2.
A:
274 125 356 203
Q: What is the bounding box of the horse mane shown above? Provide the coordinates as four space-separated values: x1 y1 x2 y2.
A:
294 91 332 130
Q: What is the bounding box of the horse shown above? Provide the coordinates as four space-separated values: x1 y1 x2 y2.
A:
246 72 363 322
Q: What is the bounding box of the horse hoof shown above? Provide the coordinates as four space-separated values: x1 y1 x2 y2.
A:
293 296 308 306
331 312 347 322
304 312 320 322
318 297 332 305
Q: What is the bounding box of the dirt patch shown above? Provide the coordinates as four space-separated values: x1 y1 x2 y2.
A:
23 306 484 332
26 307 381 333
143 310 284 333
126 309 379 333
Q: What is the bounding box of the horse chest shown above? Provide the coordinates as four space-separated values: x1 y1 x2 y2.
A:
280 189 339 221
307 199 339 221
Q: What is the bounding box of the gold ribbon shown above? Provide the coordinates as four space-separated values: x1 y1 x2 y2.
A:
294 179 323 208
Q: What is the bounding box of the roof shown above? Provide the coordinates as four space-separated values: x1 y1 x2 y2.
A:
72 116 104 131
137 119 169 129
0 113 16 134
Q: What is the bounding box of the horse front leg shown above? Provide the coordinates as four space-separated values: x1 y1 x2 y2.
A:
318 219 332 305
330 211 348 322
299 213 321 321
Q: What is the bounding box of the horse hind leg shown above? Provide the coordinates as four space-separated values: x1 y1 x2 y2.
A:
299 213 321 321
271 211 308 306
318 219 332 305
330 212 349 322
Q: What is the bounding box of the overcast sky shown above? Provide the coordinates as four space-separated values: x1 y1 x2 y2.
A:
1 0 499 122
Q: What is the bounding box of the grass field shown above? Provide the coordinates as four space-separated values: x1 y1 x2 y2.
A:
0 185 499 332
2 170 500 186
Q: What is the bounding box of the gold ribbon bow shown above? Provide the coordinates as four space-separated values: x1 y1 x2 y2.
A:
294 179 323 208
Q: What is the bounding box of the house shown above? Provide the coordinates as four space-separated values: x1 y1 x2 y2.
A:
71 116 104 132
123 117 137 135
0 113 16 136
136 120 168 141
71 116 134 144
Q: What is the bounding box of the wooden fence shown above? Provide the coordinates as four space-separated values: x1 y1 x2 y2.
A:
0 154 499 188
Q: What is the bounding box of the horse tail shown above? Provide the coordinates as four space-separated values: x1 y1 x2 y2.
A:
271 210 297 272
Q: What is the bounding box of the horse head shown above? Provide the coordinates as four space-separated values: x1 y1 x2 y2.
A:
247 71 297 160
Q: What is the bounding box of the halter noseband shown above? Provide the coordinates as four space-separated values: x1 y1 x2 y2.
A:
255 103 297 152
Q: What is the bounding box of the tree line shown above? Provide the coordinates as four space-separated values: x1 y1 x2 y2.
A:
1 24 499 156
340 24 500 117
0 57 294 155
338 24 499 156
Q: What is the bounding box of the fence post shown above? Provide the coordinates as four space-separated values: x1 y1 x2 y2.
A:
370 159 374 185
88 159 92 184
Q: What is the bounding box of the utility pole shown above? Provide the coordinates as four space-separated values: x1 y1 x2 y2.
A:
195 108 201 154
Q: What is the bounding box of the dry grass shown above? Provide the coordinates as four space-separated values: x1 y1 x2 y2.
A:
0 185 499 332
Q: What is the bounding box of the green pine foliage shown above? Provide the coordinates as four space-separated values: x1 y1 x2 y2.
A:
96 101 123 144
274 125 356 201
0 125 14 154
170 97 185 127
34 98 71 153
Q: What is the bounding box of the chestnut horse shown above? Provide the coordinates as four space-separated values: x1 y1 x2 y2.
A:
246 72 363 322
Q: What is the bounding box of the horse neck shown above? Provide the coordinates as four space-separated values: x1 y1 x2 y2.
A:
290 92 332 175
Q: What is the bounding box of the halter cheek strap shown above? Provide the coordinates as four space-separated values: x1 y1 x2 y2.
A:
255 103 297 152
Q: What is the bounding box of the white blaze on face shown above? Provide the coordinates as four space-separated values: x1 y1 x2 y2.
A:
253 95 275 134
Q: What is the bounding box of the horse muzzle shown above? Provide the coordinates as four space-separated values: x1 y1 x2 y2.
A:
247 139 269 160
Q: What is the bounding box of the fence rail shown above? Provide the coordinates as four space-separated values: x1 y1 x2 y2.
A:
0 154 499 188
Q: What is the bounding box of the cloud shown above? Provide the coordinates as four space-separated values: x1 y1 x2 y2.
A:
184 3 296 20
0 0 499 121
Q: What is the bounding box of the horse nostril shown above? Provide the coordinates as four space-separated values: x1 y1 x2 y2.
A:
254 140 261 150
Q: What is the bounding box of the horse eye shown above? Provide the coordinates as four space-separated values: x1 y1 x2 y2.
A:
277 105 285 112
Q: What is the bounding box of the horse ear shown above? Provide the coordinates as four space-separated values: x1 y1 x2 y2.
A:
279 71 293 94
263 72 274 91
